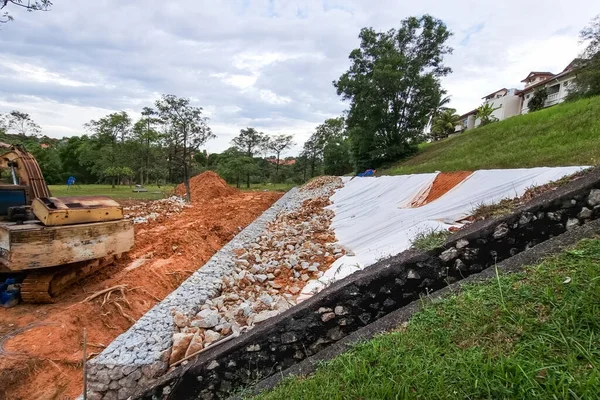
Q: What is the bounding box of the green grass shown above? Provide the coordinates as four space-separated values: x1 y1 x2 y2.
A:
385 96 600 175
255 238 600 400
411 228 452 251
48 184 175 200
230 182 296 192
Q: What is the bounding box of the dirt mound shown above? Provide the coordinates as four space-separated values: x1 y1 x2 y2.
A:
175 171 237 203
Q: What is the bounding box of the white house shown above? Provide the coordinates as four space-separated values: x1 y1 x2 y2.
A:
457 88 521 131
518 60 579 114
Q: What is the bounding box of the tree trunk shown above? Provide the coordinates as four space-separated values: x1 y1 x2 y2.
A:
246 172 250 188
275 152 280 181
111 177 115 189
183 133 191 203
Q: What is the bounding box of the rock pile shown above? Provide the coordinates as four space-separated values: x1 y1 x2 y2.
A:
167 177 345 366
123 196 187 224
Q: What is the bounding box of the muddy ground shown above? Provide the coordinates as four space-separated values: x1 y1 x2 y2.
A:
0 183 282 400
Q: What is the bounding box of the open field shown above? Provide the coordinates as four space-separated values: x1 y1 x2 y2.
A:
384 96 600 175
255 238 600 400
232 182 296 192
49 184 176 200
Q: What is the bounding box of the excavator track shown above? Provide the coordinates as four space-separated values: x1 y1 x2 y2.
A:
20 255 119 303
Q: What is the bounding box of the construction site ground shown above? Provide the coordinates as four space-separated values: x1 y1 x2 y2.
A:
0 175 282 400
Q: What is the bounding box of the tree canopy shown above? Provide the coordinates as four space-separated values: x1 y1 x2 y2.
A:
568 15 600 100
334 15 453 170
1 0 52 24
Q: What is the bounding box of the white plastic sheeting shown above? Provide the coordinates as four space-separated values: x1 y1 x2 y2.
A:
299 167 585 300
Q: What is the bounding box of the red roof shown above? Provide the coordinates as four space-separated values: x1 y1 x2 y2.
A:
459 109 478 119
520 71 554 83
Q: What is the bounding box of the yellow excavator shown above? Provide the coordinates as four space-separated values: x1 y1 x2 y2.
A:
0 144 134 303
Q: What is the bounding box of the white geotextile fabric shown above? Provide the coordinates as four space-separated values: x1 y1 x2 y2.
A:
298 167 585 300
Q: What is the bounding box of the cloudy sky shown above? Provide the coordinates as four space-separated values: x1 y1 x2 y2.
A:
0 0 596 153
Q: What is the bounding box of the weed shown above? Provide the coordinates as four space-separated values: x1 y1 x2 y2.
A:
411 228 451 251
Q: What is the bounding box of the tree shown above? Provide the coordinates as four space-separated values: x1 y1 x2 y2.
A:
431 108 460 139
567 15 600 100
1 0 52 24
3 110 41 136
323 136 353 176
528 87 548 112
475 103 500 127
334 15 453 170
265 134 294 180
84 111 132 187
426 91 451 134
217 148 259 188
302 117 345 178
133 107 161 185
155 94 214 202
231 127 266 188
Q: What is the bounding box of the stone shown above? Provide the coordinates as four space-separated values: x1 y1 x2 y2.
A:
253 309 279 324
301 274 310 281
566 218 580 231
259 294 274 307
203 330 221 346
193 309 220 328
108 367 124 381
546 211 562 221
169 333 194 365
321 312 336 322
215 322 232 332
267 273 276 280
318 307 333 313
301 261 310 269
142 362 167 379
268 281 283 289
172 311 189 328
334 305 349 316
439 247 458 262
184 333 204 358
236 259 250 267
578 207 593 219
518 212 534 226
207 360 220 370
407 269 420 280
255 274 268 283
455 239 469 249
281 332 298 344
246 344 261 352
94 369 110 385
588 189 600 207
327 326 345 341
492 223 510 239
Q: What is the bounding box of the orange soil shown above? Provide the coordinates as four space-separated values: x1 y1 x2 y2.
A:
0 175 282 400
411 171 472 207
174 171 237 202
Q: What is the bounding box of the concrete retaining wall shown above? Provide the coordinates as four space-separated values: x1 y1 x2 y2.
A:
135 168 600 399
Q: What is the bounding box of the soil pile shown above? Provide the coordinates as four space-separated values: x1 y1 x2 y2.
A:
175 172 237 203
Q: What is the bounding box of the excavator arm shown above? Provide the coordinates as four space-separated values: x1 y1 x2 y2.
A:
0 144 51 199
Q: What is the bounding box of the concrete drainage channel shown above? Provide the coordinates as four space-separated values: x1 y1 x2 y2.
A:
86 179 344 400
130 168 600 400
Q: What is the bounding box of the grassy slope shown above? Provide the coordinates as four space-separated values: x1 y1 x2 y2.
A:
255 238 600 400
385 96 600 175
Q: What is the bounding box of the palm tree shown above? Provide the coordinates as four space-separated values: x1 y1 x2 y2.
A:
475 103 501 126
426 91 452 132
431 109 460 140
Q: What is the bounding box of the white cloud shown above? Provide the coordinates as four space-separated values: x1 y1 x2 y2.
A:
0 0 597 154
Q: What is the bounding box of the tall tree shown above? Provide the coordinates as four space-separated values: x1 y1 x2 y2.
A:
155 94 214 202
1 0 52 24
3 110 41 136
567 15 600 100
84 111 132 187
231 127 266 188
133 107 160 185
334 15 453 170
265 134 294 180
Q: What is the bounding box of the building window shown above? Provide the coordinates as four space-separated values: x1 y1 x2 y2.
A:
526 94 530 99
548 84 560 95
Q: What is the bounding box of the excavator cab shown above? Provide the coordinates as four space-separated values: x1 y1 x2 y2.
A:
0 144 134 304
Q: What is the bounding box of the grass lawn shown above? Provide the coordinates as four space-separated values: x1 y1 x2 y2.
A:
255 238 600 400
384 96 600 175
48 184 175 200
231 183 297 192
